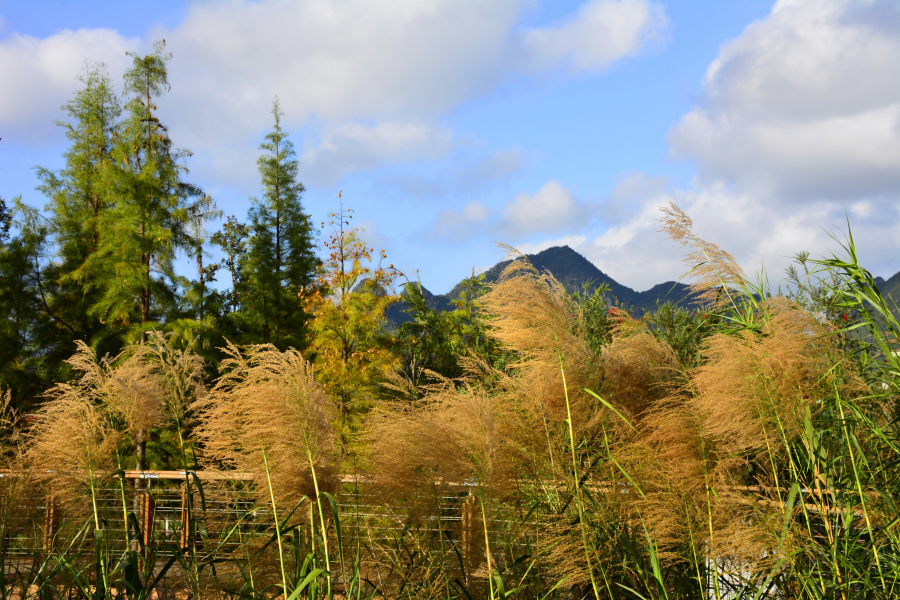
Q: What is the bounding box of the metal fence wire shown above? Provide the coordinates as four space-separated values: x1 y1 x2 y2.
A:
1 470 503 574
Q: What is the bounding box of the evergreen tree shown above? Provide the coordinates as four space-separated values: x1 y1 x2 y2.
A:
242 99 317 348
68 40 215 474
185 219 222 324
210 215 249 340
86 40 216 342
0 196 10 245
34 62 122 352
0 199 67 407
168 217 224 349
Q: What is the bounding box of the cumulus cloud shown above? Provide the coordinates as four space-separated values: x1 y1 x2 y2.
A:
522 0 669 72
516 234 588 255
299 122 454 187
428 180 595 240
601 171 670 223
0 29 135 145
567 0 900 290
500 180 593 236
518 182 900 291
437 0 900 291
668 0 900 202
430 201 493 240
1 0 667 183
162 0 667 142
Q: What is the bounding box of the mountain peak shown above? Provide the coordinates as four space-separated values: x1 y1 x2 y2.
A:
386 245 696 325
455 244 632 299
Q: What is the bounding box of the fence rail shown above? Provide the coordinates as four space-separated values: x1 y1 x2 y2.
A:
0 469 487 570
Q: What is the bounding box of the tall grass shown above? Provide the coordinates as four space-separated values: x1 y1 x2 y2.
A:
3 206 900 598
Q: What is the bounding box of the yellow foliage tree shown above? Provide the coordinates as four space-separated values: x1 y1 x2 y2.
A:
302 194 400 451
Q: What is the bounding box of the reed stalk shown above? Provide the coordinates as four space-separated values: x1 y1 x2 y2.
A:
305 437 332 599
557 351 600 600
262 447 289 597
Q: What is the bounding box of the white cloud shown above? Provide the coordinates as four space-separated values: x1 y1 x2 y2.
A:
537 181 900 291
516 234 588 255
602 171 670 223
377 147 529 199
522 0 669 72
501 180 592 237
299 122 454 187
0 29 135 145
432 0 900 291
0 0 667 183
668 0 900 202
428 180 595 240
354 220 390 254
160 0 666 139
429 201 493 240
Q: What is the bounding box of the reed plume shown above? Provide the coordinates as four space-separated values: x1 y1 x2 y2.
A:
193 341 338 507
26 343 149 509
0 389 23 468
478 246 601 427
367 382 515 502
690 298 847 467
0 390 40 556
659 201 747 304
130 331 206 430
27 378 120 514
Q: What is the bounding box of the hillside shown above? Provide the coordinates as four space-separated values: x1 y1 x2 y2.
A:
877 272 900 306
387 246 697 325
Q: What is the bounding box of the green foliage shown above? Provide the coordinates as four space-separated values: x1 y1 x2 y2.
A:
569 281 615 354
396 280 464 384
395 270 506 386
34 62 121 348
645 302 720 370
211 215 249 316
5 63 126 404
87 40 217 341
0 196 10 244
0 199 71 406
240 99 318 348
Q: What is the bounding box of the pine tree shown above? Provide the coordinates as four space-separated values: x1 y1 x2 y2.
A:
87 40 216 343
241 99 317 348
185 220 222 324
210 215 249 341
0 196 10 245
168 217 224 348
34 62 122 351
75 40 215 474
0 199 68 407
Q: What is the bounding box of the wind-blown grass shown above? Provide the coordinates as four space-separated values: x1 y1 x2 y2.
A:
3 205 900 599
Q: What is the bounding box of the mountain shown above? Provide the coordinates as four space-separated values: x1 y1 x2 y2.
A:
386 249 900 327
877 271 900 311
387 246 697 325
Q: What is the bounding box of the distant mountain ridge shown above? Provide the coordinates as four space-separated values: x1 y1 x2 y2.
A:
387 246 697 324
875 271 900 311
386 246 900 326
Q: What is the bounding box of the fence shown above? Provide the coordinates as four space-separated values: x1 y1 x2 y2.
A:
0 469 493 577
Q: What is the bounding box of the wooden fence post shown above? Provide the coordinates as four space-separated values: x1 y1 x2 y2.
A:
180 483 189 550
460 494 476 583
141 492 155 548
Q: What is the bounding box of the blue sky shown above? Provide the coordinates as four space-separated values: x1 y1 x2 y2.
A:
2 0 898 294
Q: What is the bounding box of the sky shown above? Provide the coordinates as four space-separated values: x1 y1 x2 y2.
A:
1 0 898 294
